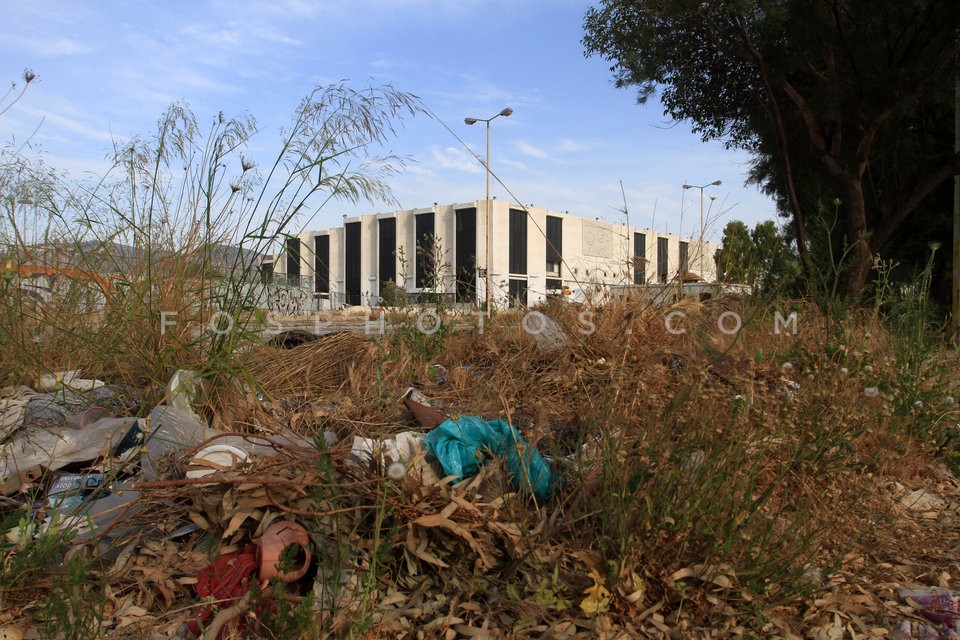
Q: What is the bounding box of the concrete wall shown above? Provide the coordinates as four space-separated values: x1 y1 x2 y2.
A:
271 201 721 312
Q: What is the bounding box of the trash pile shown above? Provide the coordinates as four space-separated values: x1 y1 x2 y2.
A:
0 332 561 637
0 302 958 638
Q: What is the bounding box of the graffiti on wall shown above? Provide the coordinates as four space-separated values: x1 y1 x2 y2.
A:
7 271 110 311
268 284 312 316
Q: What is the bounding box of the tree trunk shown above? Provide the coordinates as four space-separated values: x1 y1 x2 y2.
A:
838 176 873 298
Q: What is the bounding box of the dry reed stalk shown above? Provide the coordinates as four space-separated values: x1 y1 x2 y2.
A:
244 333 376 399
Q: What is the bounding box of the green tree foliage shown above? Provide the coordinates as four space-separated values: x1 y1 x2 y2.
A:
751 219 800 294
716 219 799 295
583 0 960 298
716 220 752 284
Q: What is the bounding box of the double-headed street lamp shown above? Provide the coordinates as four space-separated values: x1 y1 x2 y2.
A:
465 107 512 316
682 180 722 281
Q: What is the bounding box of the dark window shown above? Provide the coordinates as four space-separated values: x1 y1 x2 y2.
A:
509 208 527 275
546 277 563 292
679 241 689 276
378 218 396 285
415 212 435 288
285 236 301 279
259 261 273 285
633 232 646 285
314 235 329 294
455 208 477 302
345 222 361 305
546 215 562 276
508 278 528 307
657 237 669 283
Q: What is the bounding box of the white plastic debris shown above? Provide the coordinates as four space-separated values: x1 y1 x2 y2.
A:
351 431 436 483
35 370 105 393
164 369 203 422
0 416 139 494
0 385 35 433
184 443 251 478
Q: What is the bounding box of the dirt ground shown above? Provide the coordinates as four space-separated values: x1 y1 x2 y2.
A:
2 301 959 639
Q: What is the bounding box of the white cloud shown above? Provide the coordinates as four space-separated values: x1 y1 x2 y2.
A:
430 146 483 174
180 23 301 49
13 104 114 144
515 140 547 159
403 164 435 176
2 34 92 57
250 27 302 46
499 158 528 171
180 24 243 47
557 138 587 153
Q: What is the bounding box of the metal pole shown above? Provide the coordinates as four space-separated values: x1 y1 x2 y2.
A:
699 185 705 280
485 120 492 318
467 108 511 316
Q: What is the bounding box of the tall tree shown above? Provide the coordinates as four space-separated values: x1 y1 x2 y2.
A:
750 219 800 294
716 219 799 294
716 220 753 283
583 0 960 297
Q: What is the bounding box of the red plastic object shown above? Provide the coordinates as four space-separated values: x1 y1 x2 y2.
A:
187 544 259 638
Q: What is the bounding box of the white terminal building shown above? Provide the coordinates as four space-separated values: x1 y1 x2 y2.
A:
264 200 721 309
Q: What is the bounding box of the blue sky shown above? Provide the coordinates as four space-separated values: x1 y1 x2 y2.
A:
1 0 779 242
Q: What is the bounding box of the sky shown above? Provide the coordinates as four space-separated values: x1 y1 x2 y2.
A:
1 0 781 243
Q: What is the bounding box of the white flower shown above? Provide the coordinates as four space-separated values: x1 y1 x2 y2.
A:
913 400 924 409
863 365 873 373
864 387 880 398
807 374 816 381
946 396 957 407
781 362 794 372
781 377 800 390
840 367 849 376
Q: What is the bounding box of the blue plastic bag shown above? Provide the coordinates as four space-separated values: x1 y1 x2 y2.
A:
424 415 556 500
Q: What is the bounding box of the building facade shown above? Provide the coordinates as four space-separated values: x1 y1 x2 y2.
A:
265 201 720 309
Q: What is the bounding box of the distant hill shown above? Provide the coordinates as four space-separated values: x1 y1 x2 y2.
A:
5 241 265 279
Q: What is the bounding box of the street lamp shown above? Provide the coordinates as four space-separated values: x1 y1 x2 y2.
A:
465 107 512 316
682 180 722 281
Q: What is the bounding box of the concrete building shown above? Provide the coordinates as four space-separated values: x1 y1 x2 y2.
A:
265 201 720 309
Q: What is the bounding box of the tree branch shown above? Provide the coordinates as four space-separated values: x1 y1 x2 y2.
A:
872 151 960 250
733 15 812 276
856 40 960 177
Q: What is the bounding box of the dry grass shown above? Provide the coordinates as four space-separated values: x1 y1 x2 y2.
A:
2 296 959 638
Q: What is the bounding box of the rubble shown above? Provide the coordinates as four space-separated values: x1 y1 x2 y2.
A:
0 301 958 638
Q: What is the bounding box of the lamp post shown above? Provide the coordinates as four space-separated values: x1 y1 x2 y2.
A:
465 107 512 317
682 180 722 281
